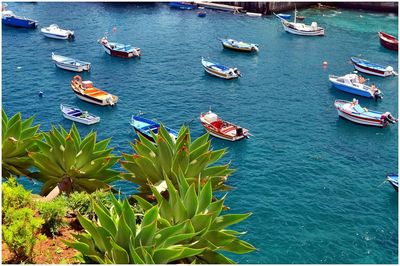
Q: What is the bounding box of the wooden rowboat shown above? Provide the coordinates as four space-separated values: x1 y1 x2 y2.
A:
130 115 178 143
350 57 394 77
378 31 398 51
71 75 118 106
200 110 249 141
60 104 100 125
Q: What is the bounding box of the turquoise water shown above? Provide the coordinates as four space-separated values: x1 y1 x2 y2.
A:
2 3 398 263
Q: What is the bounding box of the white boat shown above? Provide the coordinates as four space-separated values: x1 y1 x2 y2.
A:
52 53 91 72
60 104 100 125
201 57 240 79
329 73 383 100
220 38 259 52
334 99 397 127
275 9 324 36
41 24 74 39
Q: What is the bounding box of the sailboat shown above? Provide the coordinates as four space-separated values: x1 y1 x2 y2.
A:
275 8 324 36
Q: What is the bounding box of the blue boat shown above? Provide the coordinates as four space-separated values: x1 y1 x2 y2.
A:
276 13 291 20
130 115 178 143
2 10 38 29
387 174 398 192
350 57 394 77
198 11 206 17
169 2 197 10
329 73 383 100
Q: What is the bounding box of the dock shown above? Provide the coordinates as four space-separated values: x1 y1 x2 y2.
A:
194 1 243 12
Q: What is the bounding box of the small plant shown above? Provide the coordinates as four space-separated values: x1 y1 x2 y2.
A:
2 177 33 222
67 190 113 220
2 207 44 261
2 109 41 179
37 196 67 236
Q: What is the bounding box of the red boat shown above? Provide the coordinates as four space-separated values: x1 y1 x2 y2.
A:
378 31 398 51
99 36 141 58
199 110 249 141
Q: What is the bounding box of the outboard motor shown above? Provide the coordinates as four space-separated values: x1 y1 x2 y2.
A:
236 127 243 136
106 95 114 106
233 68 241 77
382 112 397 124
373 90 383 101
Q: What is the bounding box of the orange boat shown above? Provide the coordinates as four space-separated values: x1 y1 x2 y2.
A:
71 75 118 106
199 110 250 141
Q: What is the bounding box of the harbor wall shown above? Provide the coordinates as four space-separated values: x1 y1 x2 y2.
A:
222 2 398 14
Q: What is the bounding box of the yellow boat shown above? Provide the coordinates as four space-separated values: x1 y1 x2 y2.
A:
71 75 118 106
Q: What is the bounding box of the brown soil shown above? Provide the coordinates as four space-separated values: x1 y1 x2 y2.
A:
2 218 83 264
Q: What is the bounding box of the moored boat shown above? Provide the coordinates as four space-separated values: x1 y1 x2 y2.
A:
276 13 291 19
52 53 91 72
130 115 178 143
60 104 100 125
387 174 398 192
350 57 394 77
71 75 118 106
334 99 397 127
275 9 324 36
198 11 206 17
220 38 259 52
2 10 38 28
98 36 141 58
200 110 249 141
201 57 241 79
378 32 398 51
169 2 197 10
41 24 74 39
329 73 382 100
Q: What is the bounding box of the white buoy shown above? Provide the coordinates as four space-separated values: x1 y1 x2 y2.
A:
39 91 43 97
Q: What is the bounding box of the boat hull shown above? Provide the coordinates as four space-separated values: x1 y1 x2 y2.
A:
350 57 392 77
200 122 246 141
379 32 398 51
330 80 373 98
336 109 386 127
42 32 71 39
2 16 37 28
282 23 324 36
102 44 137 58
169 2 197 10
387 174 399 192
62 113 100 125
222 42 254 52
203 66 236 79
54 62 84 72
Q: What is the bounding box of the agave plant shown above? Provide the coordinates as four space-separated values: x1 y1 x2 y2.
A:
64 195 206 264
28 123 120 200
2 109 41 179
133 173 256 263
120 125 234 199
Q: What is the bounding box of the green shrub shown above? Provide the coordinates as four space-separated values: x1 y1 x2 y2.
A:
2 178 33 223
37 196 67 236
67 190 113 220
2 207 43 260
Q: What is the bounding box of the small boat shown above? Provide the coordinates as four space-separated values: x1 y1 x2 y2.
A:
200 110 249 141
60 104 100 125
98 36 141 59
201 58 241 79
41 24 74 39
276 13 291 19
246 12 262 17
334 99 397 127
350 57 394 77
275 9 324 36
198 11 206 17
378 32 398 51
52 53 91 72
220 38 259 52
2 10 37 28
387 174 398 192
329 73 382 100
169 2 197 10
71 75 118 106
130 115 178 143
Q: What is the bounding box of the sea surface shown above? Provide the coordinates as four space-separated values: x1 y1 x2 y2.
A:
2 2 398 264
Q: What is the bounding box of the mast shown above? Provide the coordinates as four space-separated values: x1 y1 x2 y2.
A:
294 5 297 24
